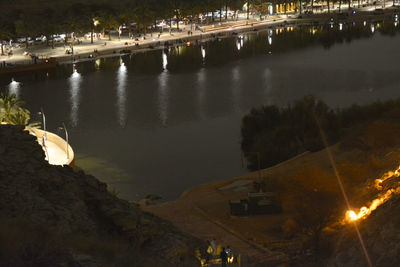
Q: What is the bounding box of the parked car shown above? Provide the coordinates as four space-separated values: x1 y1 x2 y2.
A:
35 35 47 43
50 35 64 42
11 42 23 48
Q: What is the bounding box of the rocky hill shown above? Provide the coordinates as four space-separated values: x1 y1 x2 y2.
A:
0 125 203 266
333 189 400 267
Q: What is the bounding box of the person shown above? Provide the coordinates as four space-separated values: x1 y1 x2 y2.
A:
225 246 233 263
210 238 217 256
206 240 213 263
220 247 227 267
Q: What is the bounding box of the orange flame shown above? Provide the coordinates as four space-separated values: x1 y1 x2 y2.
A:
346 165 400 223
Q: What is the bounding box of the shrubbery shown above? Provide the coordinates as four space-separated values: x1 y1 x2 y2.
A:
241 95 400 170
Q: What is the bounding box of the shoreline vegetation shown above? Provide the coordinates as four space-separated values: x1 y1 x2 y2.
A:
241 95 400 171
1 8 397 74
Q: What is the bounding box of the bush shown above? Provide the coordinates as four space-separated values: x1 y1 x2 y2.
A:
241 95 339 170
241 96 400 170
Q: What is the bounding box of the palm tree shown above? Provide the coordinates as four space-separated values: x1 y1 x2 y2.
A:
0 93 30 125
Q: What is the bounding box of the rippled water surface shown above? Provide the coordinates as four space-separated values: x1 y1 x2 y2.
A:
2 21 400 201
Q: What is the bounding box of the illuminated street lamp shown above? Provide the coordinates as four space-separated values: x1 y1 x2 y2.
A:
92 18 100 44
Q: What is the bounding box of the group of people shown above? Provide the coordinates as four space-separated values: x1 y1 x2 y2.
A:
206 238 234 266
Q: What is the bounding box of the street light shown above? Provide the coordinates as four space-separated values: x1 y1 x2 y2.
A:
58 122 69 160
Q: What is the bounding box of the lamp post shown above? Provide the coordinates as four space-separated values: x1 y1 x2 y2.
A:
38 108 49 161
58 122 69 160
38 108 47 145
241 151 262 180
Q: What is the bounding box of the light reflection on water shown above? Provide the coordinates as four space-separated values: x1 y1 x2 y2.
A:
117 59 127 127
69 65 82 127
8 78 21 98
231 66 241 113
158 51 169 126
196 68 206 119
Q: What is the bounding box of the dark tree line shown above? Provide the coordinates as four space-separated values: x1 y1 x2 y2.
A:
241 96 400 170
0 0 245 41
1 0 385 43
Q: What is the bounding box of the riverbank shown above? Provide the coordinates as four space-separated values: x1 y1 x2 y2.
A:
143 119 400 265
0 7 397 73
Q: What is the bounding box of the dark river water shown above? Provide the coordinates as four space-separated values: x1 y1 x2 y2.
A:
2 20 400 201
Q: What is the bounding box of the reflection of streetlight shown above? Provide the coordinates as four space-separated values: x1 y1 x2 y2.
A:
8 78 21 98
58 122 69 160
241 152 262 180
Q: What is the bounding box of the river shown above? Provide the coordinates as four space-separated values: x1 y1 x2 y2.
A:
1 20 399 201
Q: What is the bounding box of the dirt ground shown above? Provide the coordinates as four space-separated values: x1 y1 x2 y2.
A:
144 121 400 265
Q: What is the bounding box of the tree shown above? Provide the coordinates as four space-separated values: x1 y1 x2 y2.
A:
14 19 30 48
0 93 30 125
228 0 245 20
285 182 340 253
99 12 119 40
132 1 155 36
241 96 340 170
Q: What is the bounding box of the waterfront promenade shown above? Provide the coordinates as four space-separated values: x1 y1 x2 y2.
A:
0 5 397 70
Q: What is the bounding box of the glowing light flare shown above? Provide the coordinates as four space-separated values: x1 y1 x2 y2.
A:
371 25 375 33
268 36 272 45
201 46 206 59
339 23 343 31
345 164 400 223
93 18 100 27
375 165 400 190
310 28 318 35
346 188 400 222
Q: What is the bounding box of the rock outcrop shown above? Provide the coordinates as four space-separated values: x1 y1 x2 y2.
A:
0 125 203 266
